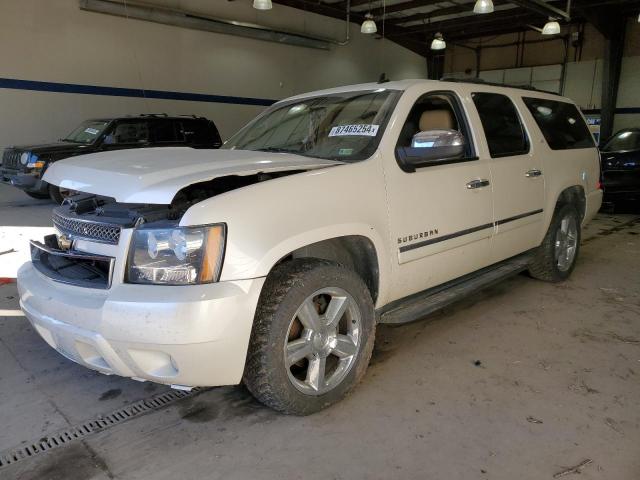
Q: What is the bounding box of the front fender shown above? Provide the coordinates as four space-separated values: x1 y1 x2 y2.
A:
179 155 393 306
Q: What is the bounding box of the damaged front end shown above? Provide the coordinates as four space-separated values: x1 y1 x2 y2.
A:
35 170 305 289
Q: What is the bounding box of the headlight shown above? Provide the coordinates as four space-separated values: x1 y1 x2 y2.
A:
126 224 225 285
20 152 29 165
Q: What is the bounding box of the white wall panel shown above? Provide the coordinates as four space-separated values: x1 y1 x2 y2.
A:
0 0 426 148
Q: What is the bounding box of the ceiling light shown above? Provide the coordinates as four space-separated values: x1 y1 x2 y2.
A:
542 19 561 35
361 13 377 34
431 32 446 50
473 0 494 14
253 0 272 10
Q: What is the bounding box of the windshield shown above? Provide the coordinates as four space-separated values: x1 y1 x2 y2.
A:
602 130 640 152
223 89 400 161
63 120 110 144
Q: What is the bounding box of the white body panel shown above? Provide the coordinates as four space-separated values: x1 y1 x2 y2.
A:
43 147 341 204
20 79 602 387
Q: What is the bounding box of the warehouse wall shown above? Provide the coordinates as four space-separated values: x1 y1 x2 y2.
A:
0 0 427 148
443 18 640 134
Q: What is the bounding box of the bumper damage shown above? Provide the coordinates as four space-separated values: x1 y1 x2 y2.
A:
18 262 265 387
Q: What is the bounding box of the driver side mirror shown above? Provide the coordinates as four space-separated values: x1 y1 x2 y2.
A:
396 129 466 173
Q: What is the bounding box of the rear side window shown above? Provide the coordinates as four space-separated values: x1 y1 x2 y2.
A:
152 119 184 143
105 121 149 144
522 97 594 150
183 119 221 146
472 92 529 158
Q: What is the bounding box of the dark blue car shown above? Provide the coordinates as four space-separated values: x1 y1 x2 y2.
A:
600 128 640 204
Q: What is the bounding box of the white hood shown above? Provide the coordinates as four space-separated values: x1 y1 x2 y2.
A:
44 147 341 204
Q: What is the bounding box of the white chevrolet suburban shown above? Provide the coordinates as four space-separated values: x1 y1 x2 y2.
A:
18 79 602 414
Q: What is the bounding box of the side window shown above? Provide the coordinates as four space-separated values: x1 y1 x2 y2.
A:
105 121 149 145
153 119 184 143
471 92 529 158
396 91 475 158
182 119 220 146
522 97 595 150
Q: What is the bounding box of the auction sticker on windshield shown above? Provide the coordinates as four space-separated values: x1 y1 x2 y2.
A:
329 124 379 137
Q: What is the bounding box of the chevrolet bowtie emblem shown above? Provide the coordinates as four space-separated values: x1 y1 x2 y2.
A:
57 234 73 251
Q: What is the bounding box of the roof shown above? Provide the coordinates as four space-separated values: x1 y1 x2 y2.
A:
280 78 573 104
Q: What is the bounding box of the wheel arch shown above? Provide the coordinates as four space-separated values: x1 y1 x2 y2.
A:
555 185 586 221
261 230 386 305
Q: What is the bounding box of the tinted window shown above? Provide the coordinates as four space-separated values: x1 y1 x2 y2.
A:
522 97 594 150
183 119 221 146
153 119 184 143
472 92 529 157
104 121 149 144
601 130 640 152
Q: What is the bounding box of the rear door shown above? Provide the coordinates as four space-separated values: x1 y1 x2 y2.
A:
471 91 545 262
150 119 185 146
101 120 150 151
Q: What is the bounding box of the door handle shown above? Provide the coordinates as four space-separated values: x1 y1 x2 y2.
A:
525 169 543 177
466 179 490 189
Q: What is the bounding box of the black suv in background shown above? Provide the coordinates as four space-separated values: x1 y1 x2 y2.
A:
1 114 222 203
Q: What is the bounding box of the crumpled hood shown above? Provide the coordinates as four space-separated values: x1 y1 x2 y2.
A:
44 147 342 204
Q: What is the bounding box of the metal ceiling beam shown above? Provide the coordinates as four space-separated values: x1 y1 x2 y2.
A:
273 0 430 56
79 0 334 49
393 9 541 36
508 0 570 20
370 0 443 17
388 0 512 25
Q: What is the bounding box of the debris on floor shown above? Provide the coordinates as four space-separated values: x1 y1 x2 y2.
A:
553 459 593 478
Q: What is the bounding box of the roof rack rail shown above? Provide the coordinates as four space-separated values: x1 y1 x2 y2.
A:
139 113 169 117
439 77 561 96
178 115 202 119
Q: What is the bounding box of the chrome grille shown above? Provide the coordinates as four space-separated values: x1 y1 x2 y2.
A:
1 149 21 169
52 210 121 244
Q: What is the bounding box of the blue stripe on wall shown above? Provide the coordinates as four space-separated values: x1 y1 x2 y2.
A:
0 77 277 107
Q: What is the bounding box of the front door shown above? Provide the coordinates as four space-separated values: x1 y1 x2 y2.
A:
470 92 545 262
383 90 494 302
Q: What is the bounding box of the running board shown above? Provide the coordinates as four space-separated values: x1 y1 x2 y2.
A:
378 252 534 325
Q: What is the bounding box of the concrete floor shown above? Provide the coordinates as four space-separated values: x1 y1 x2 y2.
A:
0 183 639 479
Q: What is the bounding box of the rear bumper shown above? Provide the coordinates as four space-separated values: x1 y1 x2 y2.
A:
584 188 603 224
0 168 47 193
18 261 265 387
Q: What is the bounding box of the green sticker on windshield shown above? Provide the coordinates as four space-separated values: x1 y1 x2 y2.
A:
338 148 354 156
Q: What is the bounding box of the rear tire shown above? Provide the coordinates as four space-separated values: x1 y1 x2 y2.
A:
528 203 581 282
243 258 376 415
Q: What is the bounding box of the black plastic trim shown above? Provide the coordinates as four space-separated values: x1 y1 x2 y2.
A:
399 209 543 253
495 209 544 226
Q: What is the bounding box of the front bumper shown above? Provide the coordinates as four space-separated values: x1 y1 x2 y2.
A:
0 168 47 193
18 261 265 387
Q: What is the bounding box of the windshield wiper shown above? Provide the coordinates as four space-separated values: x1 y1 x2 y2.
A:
255 147 297 153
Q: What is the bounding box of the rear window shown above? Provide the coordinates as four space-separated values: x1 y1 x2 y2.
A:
522 97 594 150
471 92 529 158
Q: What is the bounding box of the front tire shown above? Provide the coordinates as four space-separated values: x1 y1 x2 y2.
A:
243 258 376 415
528 203 581 282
